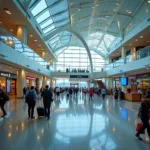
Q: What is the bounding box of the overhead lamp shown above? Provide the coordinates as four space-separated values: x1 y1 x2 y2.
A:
0 22 2 24
34 39 37 42
135 39 138 41
140 36 143 38
4 8 11 15
129 44 132 45
38 44 41 47
10 29 13 32
30 35 33 37
148 0 150 4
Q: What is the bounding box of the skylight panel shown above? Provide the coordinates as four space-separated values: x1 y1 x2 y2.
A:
36 11 50 23
40 19 53 29
50 36 59 44
43 24 55 34
31 0 47 16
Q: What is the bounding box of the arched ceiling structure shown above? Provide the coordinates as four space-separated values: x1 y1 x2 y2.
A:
18 0 146 72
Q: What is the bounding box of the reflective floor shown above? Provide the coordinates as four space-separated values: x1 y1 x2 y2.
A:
0 93 150 150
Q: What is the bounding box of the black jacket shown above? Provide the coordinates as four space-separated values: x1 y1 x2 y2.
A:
139 100 150 120
41 89 53 103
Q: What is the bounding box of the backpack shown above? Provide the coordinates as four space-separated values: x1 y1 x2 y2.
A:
25 91 34 104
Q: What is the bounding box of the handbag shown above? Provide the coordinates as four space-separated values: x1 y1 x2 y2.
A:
136 123 145 134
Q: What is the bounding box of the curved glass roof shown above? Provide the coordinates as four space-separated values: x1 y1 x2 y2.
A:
28 0 145 64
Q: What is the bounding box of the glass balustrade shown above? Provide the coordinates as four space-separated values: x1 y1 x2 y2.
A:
0 25 50 70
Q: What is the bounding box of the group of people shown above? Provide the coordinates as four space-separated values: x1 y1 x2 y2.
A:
25 85 53 120
66 68 89 73
1 84 150 142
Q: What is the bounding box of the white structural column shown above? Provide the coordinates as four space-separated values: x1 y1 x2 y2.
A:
122 47 126 64
17 69 26 98
87 81 90 88
131 47 137 61
16 25 27 45
121 74 127 92
50 79 53 88
37 77 42 88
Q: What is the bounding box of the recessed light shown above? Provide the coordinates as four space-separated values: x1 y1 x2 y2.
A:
0 22 2 24
129 44 132 45
30 35 33 37
39 44 41 47
148 0 150 4
34 40 37 42
135 39 138 41
140 36 143 38
10 29 13 32
4 8 11 15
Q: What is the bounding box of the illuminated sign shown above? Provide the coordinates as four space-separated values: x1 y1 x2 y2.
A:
70 75 89 78
0 72 16 79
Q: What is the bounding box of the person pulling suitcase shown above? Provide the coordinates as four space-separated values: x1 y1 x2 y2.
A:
41 85 53 120
25 86 38 119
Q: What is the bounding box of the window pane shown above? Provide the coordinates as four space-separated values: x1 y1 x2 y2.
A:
36 11 50 23
40 19 53 29
31 0 47 16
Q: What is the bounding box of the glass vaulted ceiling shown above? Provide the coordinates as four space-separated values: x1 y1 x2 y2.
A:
30 0 71 50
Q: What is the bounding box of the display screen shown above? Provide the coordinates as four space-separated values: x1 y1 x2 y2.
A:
120 77 128 86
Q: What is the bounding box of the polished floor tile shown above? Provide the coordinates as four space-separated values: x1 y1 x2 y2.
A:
0 93 150 150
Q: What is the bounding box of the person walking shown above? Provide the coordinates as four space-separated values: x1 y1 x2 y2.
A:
41 85 53 120
101 88 106 100
23 86 27 98
114 88 119 100
135 95 150 140
0 88 9 117
137 88 142 100
89 88 94 101
25 86 38 119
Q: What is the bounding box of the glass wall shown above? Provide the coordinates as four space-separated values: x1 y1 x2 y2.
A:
54 46 105 72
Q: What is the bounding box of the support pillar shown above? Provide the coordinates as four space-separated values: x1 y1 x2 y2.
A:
37 77 42 89
50 79 53 88
16 26 27 45
17 69 26 98
42 76 47 88
122 47 126 64
121 75 127 92
131 47 137 61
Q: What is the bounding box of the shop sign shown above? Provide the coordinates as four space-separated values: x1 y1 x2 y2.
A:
0 71 17 79
26 76 36 80
136 73 150 79
70 75 89 78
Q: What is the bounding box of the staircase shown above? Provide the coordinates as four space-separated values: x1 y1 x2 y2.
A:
96 80 110 95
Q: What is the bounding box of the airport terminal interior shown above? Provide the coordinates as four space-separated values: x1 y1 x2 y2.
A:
0 0 150 149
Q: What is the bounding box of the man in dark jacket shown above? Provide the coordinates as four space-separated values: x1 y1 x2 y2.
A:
135 95 150 140
41 85 53 120
0 88 7 117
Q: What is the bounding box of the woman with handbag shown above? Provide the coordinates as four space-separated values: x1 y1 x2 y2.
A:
135 95 150 140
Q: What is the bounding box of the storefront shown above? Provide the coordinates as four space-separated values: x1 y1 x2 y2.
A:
26 76 36 88
136 73 150 94
0 71 17 95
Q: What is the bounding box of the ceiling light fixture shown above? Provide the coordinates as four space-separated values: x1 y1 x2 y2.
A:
10 29 13 32
140 36 143 38
135 39 138 41
148 0 150 4
4 8 11 15
0 22 2 24
129 44 132 45
30 35 33 37
34 40 37 42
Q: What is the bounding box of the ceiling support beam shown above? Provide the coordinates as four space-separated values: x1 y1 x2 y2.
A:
44 27 94 73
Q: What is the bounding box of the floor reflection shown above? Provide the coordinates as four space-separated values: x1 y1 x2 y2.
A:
0 94 150 150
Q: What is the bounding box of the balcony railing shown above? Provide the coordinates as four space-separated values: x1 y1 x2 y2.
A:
0 25 50 70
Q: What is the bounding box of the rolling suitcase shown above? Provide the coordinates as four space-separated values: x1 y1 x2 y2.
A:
37 107 45 118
